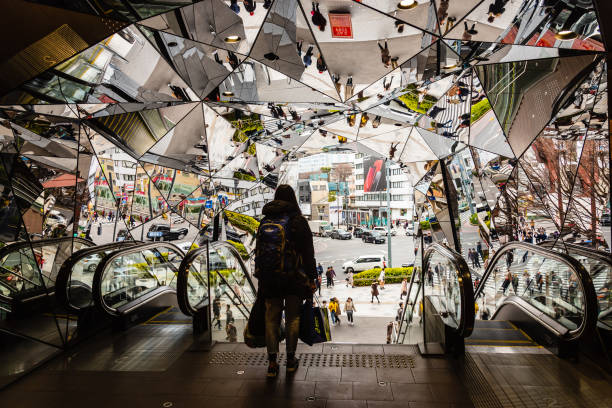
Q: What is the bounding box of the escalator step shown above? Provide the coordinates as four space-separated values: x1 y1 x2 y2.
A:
474 320 513 329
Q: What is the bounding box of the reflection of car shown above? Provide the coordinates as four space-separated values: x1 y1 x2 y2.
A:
176 241 198 253
362 231 385 244
373 226 396 236
353 227 366 238
46 212 66 227
342 255 386 273
171 215 185 224
458 202 469 212
601 213 611 226
330 229 351 240
199 224 243 243
115 229 131 242
147 224 188 241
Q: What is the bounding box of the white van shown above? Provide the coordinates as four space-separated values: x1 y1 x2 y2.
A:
342 255 386 273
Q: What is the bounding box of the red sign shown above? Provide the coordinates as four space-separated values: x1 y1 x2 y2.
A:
329 13 353 38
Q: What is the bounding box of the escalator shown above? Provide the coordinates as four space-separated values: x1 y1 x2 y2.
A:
538 241 611 365
177 241 256 342
91 242 186 326
470 242 598 358
395 243 474 354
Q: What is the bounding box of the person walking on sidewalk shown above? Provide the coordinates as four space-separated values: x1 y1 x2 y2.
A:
378 39 391 67
347 270 354 288
371 281 380 303
345 297 356 325
212 297 222 329
255 185 317 378
400 278 408 299
378 268 386 290
329 298 340 325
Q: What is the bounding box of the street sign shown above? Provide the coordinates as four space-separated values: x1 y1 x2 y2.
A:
329 13 353 38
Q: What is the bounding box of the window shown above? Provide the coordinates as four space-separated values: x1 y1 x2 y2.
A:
355 163 363 169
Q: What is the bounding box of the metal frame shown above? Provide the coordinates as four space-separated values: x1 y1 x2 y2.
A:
176 241 255 317
55 241 141 312
474 241 598 341
91 242 185 317
422 242 475 338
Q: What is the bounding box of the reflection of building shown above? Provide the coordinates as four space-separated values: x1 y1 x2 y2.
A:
352 154 413 226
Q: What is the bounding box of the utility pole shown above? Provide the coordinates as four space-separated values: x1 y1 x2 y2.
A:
386 160 392 268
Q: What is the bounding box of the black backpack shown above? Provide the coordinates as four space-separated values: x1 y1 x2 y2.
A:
255 213 300 280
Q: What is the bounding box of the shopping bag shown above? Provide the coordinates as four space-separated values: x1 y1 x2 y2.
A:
299 299 332 345
244 294 266 348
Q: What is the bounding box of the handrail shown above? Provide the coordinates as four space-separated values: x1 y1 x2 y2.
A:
92 242 185 317
395 258 421 343
539 240 612 269
55 241 141 312
423 243 475 338
0 237 94 261
474 242 598 342
177 241 255 316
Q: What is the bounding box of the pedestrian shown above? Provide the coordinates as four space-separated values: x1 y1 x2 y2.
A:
311 2 327 31
212 297 222 329
329 298 340 325
400 278 408 299
226 321 237 342
345 76 354 100
474 251 481 268
512 273 519 295
386 321 394 344
347 270 354 288
243 0 255 15
254 184 317 378
476 241 483 261
316 54 327 73
345 297 356 325
522 250 529 264
317 263 323 277
377 40 391 67
371 281 380 303
502 270 511 295
467 249 474 268
316 274 322 295
225 304 233 329
395 302 404 323
378 268 385 290
303 45 314 67
506 250 514 269
429 105 446 119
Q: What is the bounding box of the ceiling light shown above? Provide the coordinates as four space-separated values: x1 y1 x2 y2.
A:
224 35 241 43
222 91 234 97
555 30 577 41
397 0 417 10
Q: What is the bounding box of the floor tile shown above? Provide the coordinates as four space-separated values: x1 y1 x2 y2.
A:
352 381 393 401
412 368 459 384
352 345 384 354
314 381 353 400
376 367 415 383
341 367 378 382
390 383 435 402
326 400 368 408
306 367 342 382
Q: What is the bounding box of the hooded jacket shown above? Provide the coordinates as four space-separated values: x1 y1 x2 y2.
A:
256 199 317 298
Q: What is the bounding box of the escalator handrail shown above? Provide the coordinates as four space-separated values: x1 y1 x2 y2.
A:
55 241 141 312
423 243 475 338
395 257 421 343
539 240 612 270
92 242 185 317
474 241 598 341
0 237 95 261
176 241 255 316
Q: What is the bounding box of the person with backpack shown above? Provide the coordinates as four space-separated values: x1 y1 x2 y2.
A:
501 270 512 295
255 185 317 378
512 273 520 295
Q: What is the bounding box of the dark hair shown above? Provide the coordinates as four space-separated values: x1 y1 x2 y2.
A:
274 184 300 212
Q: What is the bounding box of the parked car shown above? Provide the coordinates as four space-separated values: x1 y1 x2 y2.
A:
373 226 396 236
353 227 367 238
342 255 386 274
198 224 244 243
362 231 386 244
147 224 188 241
46 212 66 227
330 229 351 240
175 241 199 253
601 213 611 226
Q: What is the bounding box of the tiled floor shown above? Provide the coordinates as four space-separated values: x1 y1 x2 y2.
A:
3 328 612 408
1 340 474 408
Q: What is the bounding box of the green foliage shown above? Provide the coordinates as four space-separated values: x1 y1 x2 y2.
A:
328 191 337 202
227 240 250 260
320 166 331 173
353 267 413 287
247 143 257 156
470 98 491 123
420 220 431 230
233 171 257 182
225 210 260 236
469 213 478 225
397 88 436 114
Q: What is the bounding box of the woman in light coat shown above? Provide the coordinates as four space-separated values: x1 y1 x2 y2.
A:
344 297 356 325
